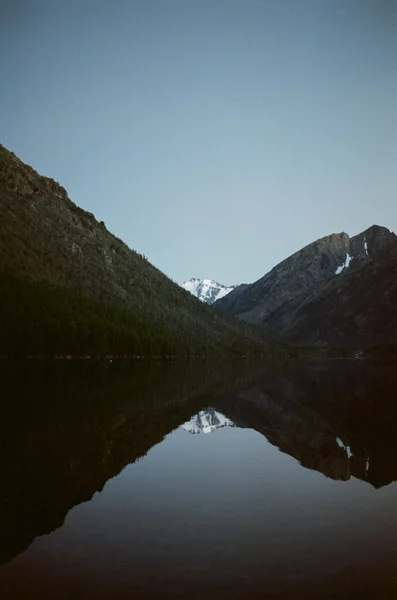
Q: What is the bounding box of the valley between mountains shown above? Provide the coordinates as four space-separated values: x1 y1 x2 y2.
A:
1 142 396 357
183 226 397 350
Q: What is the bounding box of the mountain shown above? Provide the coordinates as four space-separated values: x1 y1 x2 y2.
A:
181 278 237 304
0 144 285 358
269 238 397 349
181 408 234 434
214 226 396 348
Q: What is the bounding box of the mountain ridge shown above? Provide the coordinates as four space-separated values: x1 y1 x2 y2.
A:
0 143 285 357
270 237 397 348
214 225 396 348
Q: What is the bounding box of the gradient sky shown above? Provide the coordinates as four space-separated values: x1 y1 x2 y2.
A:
1 0 396 284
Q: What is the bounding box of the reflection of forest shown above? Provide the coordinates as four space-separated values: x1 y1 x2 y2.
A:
1 359 396 568
0 360 259 566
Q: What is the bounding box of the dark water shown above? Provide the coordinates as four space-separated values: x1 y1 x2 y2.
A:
1 359 397 599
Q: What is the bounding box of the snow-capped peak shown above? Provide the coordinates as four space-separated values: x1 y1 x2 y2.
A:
180 278 237 304
181 409 235 434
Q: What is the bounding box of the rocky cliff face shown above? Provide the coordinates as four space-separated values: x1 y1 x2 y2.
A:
269 238 397 348
214 226 396 348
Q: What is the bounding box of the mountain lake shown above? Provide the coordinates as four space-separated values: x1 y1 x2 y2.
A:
1 358 397 599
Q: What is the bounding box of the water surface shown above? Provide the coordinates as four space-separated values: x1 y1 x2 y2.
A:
1 359 397 599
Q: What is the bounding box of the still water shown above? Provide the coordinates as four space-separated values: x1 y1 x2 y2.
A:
1 359 397 599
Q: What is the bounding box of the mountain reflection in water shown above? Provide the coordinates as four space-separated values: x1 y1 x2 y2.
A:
181 408 235 434
1 359 397 599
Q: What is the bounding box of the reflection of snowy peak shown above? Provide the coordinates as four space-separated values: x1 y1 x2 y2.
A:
181 409 235 434
180 278 237 305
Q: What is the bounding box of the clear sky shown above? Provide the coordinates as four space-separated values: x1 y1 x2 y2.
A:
1 0 396 285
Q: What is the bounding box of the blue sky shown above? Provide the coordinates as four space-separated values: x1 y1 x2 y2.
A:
1 0 396 284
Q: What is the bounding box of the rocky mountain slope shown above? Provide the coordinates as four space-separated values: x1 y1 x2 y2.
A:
181 278 237 304
0 144 284 357
214 226 396 348
269 238 397 348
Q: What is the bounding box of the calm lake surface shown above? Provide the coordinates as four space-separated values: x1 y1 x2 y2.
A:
1 359 397 599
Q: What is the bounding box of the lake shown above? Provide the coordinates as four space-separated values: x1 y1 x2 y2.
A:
1 359 397 599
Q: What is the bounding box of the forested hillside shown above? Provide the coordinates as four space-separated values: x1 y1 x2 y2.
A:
0 144 285 357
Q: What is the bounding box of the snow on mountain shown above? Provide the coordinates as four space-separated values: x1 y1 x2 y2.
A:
180 278 237 305
335 253 353 275
181 408 235 434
